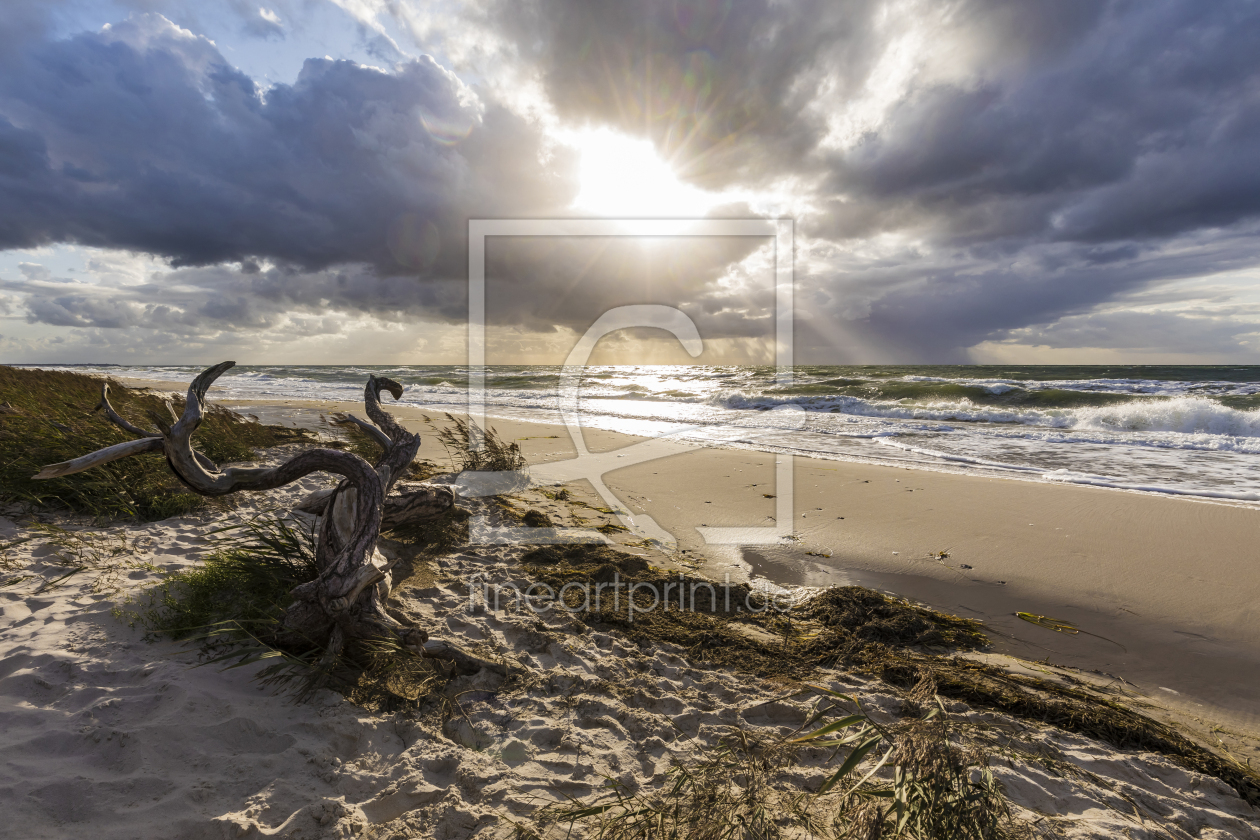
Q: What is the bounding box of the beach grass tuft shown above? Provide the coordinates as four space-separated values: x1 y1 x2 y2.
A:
528 686 1019 840
432 413 527 473
131 512 458 710
0 366 313 520
132 515 320 641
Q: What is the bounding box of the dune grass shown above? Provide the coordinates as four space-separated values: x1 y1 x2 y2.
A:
128 513 453 710
432 412 527 472
132 515 320 641
0 366 312 520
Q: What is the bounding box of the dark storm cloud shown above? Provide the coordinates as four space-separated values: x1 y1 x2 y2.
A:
497 0 1260 246
496 0 1106 194
0 12 575 275
484 0 1260 358
829 1 1260 245
0 9 770 349
6 0 1260 362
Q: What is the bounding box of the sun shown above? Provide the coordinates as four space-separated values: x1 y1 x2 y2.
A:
563 127 719 218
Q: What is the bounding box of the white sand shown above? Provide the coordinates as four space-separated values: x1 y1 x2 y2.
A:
3 469 1259 839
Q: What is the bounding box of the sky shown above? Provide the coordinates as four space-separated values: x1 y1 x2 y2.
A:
1 0 1260 365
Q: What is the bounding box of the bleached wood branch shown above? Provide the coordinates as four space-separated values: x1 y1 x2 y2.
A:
95 381 158 438
329 412 392 450
33 436 164 479
95 380 218 471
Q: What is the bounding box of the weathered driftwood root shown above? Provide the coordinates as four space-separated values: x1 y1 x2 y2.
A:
296 482 455 529
92 381 220 471
36 362 496 678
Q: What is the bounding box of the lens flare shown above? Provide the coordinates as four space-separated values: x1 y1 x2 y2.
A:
421 109 475 146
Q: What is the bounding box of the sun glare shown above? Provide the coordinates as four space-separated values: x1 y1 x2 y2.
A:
565 127 719 218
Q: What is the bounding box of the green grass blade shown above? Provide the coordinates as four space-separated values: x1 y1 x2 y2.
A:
789 714 867 743
817 735 885 794
802 683 858 704
34 566 85 593
838 743 896 799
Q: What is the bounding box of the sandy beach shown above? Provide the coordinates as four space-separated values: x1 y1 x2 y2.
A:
228 397 1260 731
9 3 1260 836
3 382 1260 838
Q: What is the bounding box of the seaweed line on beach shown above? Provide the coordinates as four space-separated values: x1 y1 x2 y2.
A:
511 542 1260 811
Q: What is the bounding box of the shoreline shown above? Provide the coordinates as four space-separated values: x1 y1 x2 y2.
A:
215 393 1260 735
109 373 1260 512
105 375 1260 729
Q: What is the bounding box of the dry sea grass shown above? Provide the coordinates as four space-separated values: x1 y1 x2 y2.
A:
858 647 1260 810
526 689 1019 840
520 544 989 681
518 543 1260 810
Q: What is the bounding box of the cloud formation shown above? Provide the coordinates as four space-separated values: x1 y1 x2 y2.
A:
479 0 1260 358
0 12 574 275
3 0 1260 363
497 0 1260 246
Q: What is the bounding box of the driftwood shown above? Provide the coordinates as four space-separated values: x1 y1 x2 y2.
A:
35 362 500 676
295 483 455 529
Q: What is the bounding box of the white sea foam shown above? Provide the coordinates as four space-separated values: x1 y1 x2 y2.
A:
1041 470 1260 502
1070 397 1260 436
712 391 1260 439
33 363 1260 506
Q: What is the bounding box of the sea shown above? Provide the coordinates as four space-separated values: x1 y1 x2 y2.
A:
37 364 1260 505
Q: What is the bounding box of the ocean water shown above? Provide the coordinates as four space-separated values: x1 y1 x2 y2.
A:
38 364 1260 504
